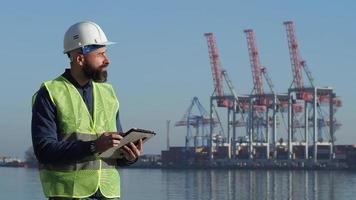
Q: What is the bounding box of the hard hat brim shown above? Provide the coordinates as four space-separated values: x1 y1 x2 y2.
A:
63 41 116 54
101 41 116 46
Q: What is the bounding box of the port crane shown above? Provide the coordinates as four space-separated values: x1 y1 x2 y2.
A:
284 21 342 160
204 32 249 159
244 29 290 159
175 97 219 149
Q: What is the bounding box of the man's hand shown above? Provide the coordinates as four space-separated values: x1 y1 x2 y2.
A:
121 139 144 162
94 132 123 153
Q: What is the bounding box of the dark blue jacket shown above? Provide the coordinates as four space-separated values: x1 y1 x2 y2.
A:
31 69 130 165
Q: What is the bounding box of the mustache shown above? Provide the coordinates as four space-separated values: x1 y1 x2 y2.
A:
100 63 109 69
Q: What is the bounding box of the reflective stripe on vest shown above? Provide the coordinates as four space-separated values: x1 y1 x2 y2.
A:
37 76 120 198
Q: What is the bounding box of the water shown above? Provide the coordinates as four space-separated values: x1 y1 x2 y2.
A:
1 167 356 200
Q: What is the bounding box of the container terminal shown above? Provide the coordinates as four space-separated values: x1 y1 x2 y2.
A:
5 21 353 170
134 21 356 170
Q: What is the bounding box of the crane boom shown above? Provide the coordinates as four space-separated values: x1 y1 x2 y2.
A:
244 29 264 96
284 21 304 89
204 33 224 99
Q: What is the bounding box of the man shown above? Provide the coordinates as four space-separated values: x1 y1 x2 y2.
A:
31 21 143 200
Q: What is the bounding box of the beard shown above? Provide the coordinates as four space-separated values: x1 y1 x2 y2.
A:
82 61 108 83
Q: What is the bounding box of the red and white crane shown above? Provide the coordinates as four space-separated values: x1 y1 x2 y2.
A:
244 29 276 112
204 32 228 107
244 28 284 114
284 21 314 100
204 33 247 110
204 32 248 159
284 21 342 109
244 29 280 147
284 21 342 144
244 29 264 98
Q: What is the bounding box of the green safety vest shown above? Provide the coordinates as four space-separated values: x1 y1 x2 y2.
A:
35 76 121 198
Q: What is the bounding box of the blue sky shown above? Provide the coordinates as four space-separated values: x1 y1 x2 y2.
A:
0 1 355 157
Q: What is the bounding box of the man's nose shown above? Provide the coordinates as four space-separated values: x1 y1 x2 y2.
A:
103 54 110 65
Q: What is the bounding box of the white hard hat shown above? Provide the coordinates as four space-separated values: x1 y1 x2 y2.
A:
63 21 115 54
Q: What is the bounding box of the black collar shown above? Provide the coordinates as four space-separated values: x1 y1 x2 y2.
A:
62 69 92 89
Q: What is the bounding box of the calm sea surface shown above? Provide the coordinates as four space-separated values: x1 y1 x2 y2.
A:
1 167 356 200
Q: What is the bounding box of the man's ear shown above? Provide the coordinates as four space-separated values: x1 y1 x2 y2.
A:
75 54 85 66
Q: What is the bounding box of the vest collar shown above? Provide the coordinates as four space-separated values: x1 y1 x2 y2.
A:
62 68 92 90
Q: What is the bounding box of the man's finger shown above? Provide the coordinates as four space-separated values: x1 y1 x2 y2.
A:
122 146 136 160
111 133 123 140
112 139 121 146
137 139 143 151
129 142 141 157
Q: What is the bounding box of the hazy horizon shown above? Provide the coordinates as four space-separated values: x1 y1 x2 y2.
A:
0 1 355 158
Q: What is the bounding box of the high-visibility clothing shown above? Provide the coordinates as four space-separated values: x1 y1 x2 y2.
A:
37 76 120 198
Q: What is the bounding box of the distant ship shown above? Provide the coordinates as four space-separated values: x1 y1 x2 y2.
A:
0 157 26 168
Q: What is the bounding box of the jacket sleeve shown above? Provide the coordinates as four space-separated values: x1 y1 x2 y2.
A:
116 111 123 133
31 87 93 164
115 111 138 166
